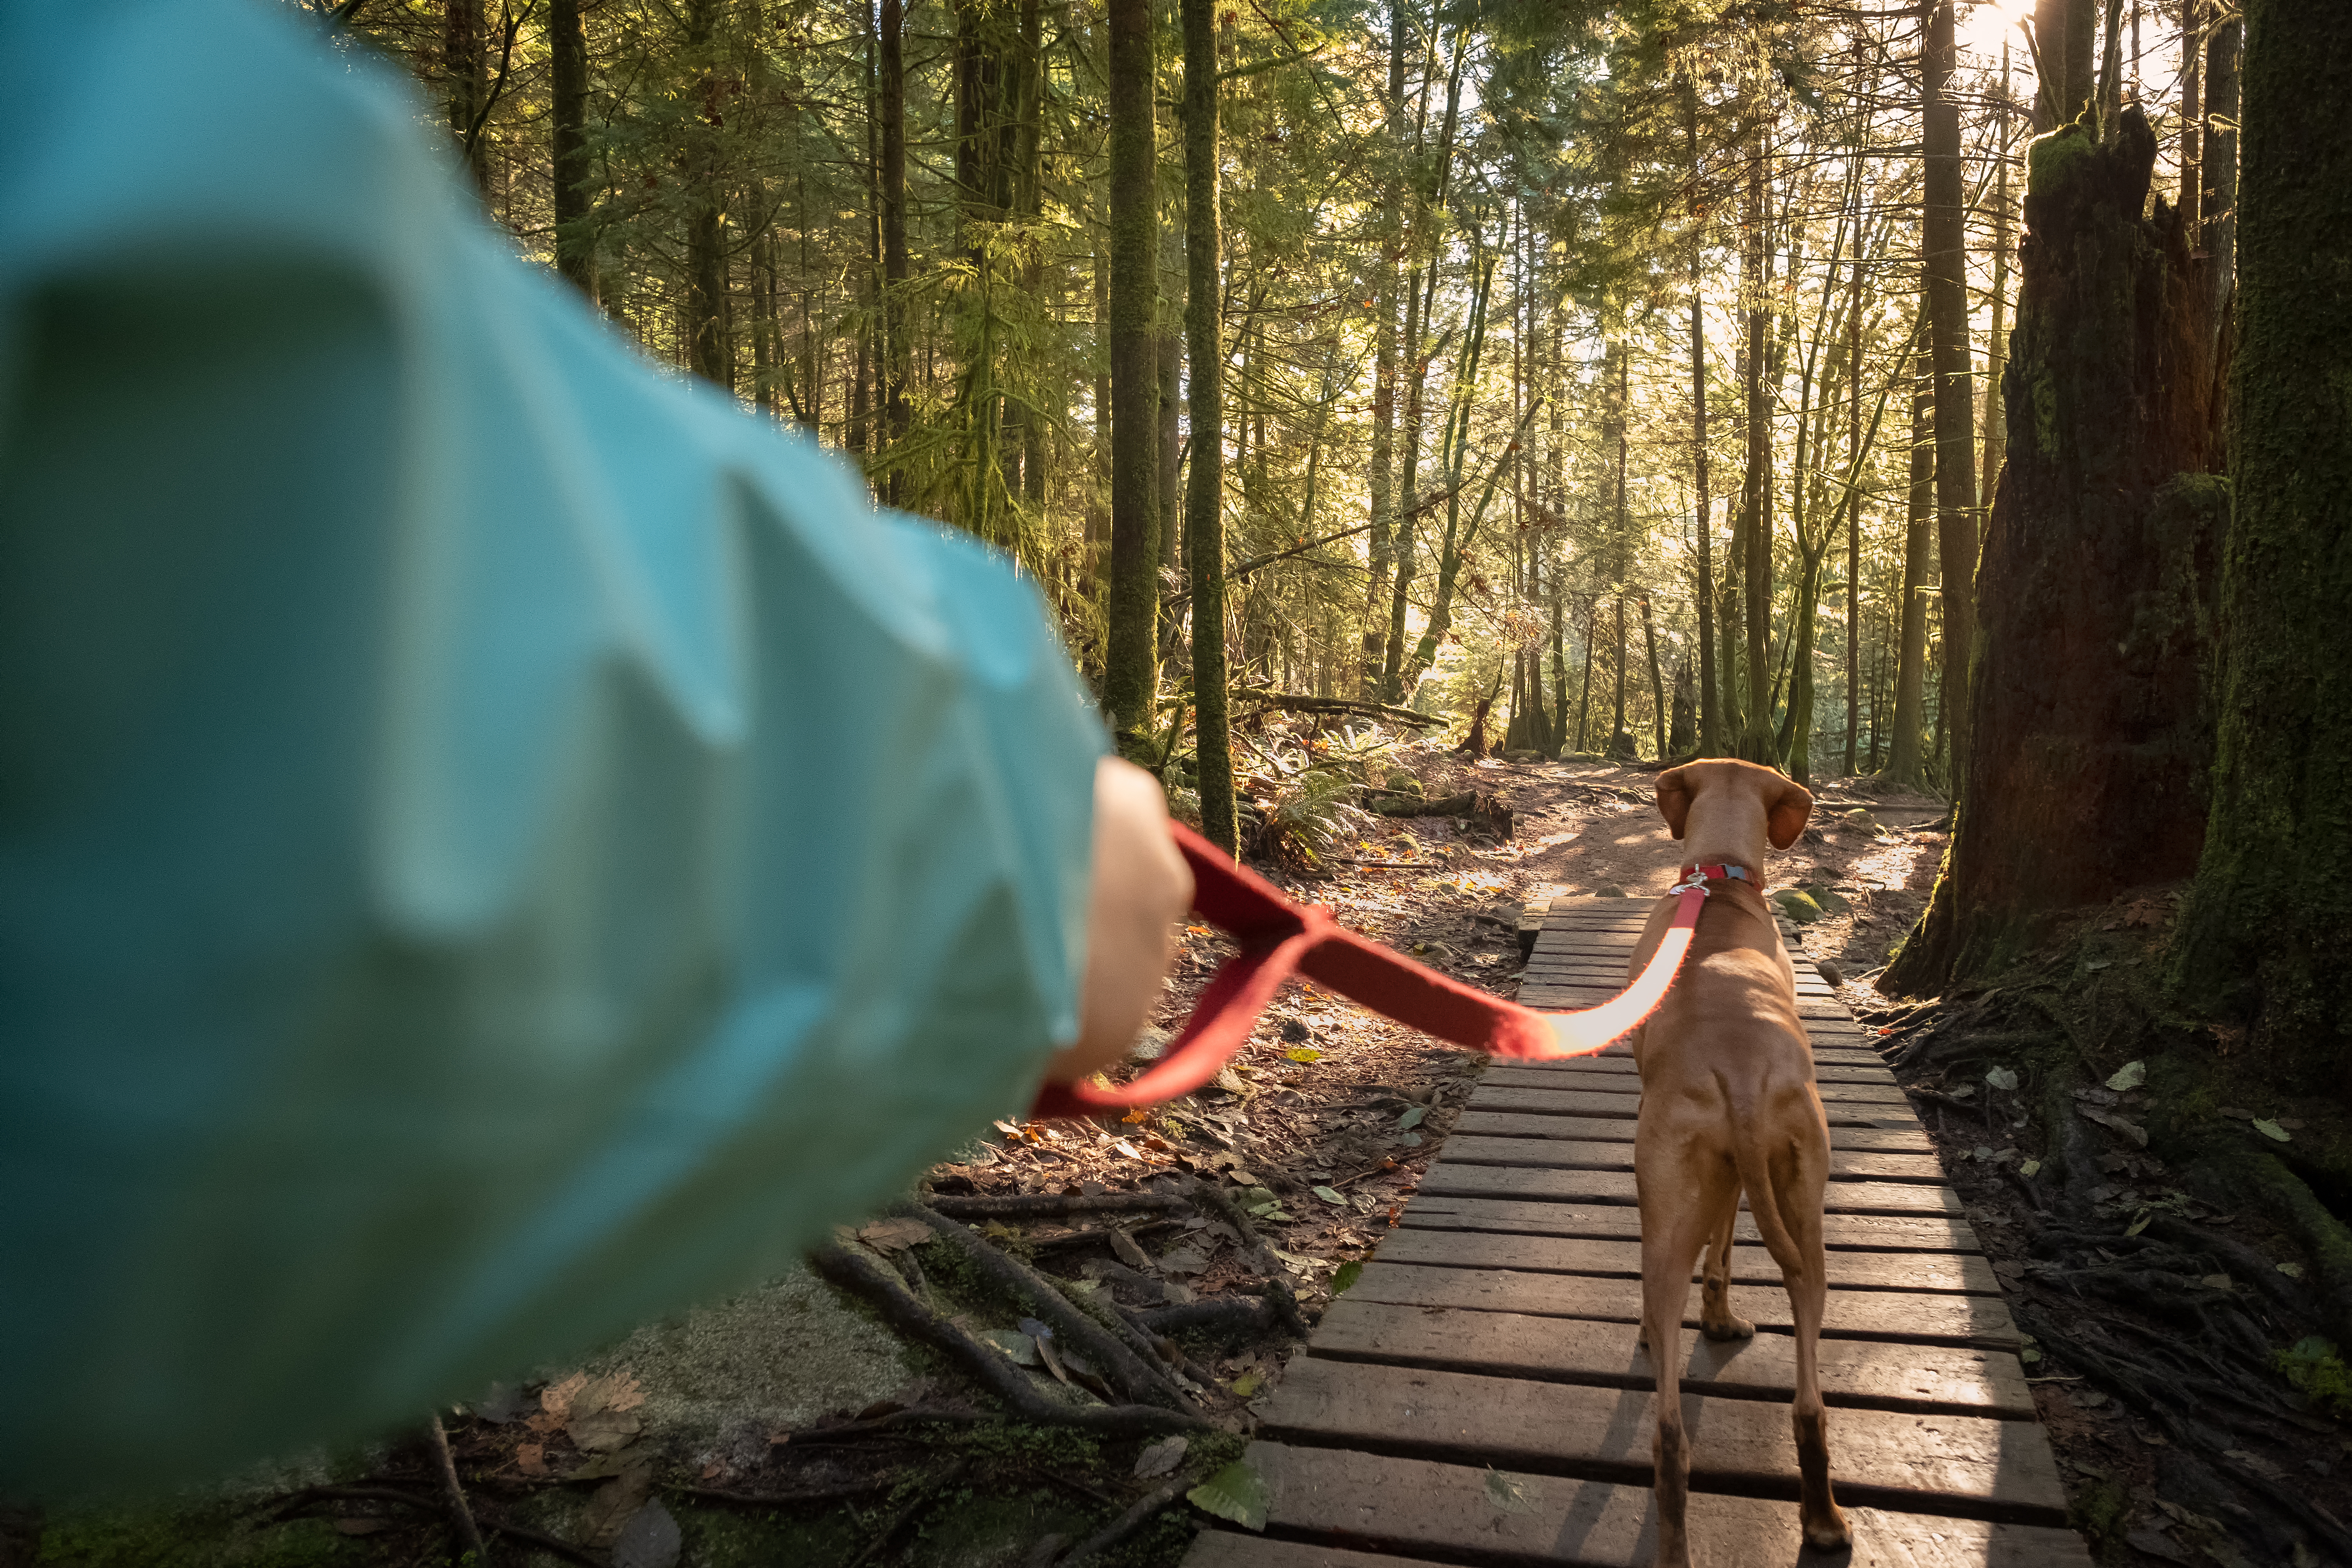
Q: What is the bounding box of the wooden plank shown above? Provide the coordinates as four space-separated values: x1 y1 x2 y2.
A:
1458 1085 1914 1129
1182 1444 2092 1567
1400 1196 1982 1253
1310 1300 2034 1416
1414 1165 1965 1216
1480 1068 1909 1105
1257 1360 2067 1524
1440 1135 1950 1185
1455 1109 1934 1152
1374 1229 1998 1294
1479 1057 1902 1088
1340 1261 2016 1348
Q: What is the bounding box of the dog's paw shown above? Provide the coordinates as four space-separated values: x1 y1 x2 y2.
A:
1700 1313 1755 1341
1804 1521 1852 1552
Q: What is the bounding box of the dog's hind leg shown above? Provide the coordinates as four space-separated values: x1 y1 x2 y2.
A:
1696 1185 1754 1341
1758 1131 1850 1552
1639 1214 1708 1568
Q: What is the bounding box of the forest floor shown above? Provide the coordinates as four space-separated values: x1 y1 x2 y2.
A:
28 748 2347 1568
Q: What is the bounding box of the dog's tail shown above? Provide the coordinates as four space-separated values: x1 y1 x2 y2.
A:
1725 1082 1826 1280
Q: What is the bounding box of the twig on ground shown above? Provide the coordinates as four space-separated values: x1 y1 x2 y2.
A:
1029 1218 1187 1254
808 1243 1205 1437
925 1193 1191 1220
667 1479 898 1506
1055 1476 1194 1567
898 1202 1197 1412
427 1414 488 1563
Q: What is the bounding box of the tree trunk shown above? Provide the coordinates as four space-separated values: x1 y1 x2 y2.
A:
550 0 592 296
880 0 909 500
2174 0 2352 1094
1886 107 2221 993
1884 331 1934 784
2200 12 2240 338
1102 0 1160 743
1363 0 1407 697
1181 0 1235 853
1737 136 1775 762
445 0 489 192
1642 596 1668 760
1684 90 1720 757
1982 44 2014 523
2034 0 2098 129
1924 0 1980 783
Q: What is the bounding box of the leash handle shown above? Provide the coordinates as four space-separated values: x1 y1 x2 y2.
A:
1027 824 1718 1120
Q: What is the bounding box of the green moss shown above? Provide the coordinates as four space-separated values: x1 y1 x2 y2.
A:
2275 1338 2352 1419
1771 889 1822 924
2069 1475 2131 1554
2026 125 2094 202
39 1504 363 1568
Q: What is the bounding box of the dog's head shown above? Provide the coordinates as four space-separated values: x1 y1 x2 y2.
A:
1654 760 1813 855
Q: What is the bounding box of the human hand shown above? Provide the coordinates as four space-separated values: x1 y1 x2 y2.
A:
1043 757 1194 1085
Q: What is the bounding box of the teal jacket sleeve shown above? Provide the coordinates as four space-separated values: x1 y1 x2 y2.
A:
0 0 1104 1488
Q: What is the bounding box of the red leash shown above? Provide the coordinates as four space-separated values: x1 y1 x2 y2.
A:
1030 823 1736 1120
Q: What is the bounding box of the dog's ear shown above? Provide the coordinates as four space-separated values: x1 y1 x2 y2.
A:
1765 775 1815 850
1655 766 1695 841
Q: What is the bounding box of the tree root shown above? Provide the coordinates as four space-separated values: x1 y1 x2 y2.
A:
897 1203 1198 1412
1130 1297 1274 1342
808 1244 1205 1437
926 1193 1191 1220
1053 1476 1193 1567
1030 1219 1187 1255
426 1414 486 1561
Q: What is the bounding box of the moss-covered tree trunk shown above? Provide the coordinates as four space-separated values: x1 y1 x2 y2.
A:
1101 0 1159 744
1181 0 1236 854
2173 0 2352 1098
1885 107 2223 993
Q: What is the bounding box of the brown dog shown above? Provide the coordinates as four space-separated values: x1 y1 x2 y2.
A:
1624 759 1846 1565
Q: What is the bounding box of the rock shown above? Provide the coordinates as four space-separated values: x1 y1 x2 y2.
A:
1596 885 1628 899
1383 769 1422 796
1817 959 1844 986
1773 888 1824 924
1842 807 1880 833
1804 884 1851 914
1503 749 1544 763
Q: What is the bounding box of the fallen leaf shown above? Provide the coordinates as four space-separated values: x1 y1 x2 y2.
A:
1188 1460 1271 1532
1158 1245 1211 1274
2126 1210 2154 1236
2125 1526 2190 1563
1285 1047 1322 1064
1034 1333 1074 1387
1312 1185 1347 1206
857 1218 933 1255
979 1328 1041 1366
529 1371 588 1433
2252 1118 2291 1143
1397 1105 1427 1130
1229 1370 1263 1397
613 1497 682 1568
2223 1448 2287 1481
2278 1261 2306 1279
581 1461 655 1552
516 1443 549 1477
2078 1106 2150 1147
568 1370 648 1453
1134 1436 1190 1479
2105 1060 2147 1092
1972 1145 1995 1162
1331 1260 1363 1294
2021 1158 2043 1177
1112 1140 1144 1158
1947 1083 1977 1100
1985 1066 2020 1092
1122 1107 1149 1125
2200 1274 2232 1291
1484 1470 1537 1515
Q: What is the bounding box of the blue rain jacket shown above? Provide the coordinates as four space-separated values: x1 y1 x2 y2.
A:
0 0 1102 1488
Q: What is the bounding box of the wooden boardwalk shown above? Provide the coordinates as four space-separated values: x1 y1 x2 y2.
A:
1183 898 2091 1568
